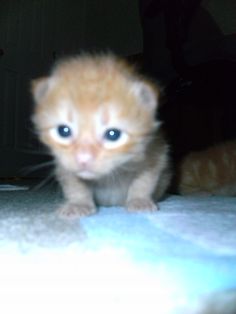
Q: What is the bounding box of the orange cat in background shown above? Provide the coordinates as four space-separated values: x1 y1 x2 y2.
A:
177 140 236 196
31 54 171 217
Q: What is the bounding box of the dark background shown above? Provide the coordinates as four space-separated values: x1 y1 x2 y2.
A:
0 0 236 181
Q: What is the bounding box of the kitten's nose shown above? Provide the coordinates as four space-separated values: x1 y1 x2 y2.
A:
76 151 93 167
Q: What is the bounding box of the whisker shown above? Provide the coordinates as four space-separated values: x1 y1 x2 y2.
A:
32 170 56 191
21 160 55 176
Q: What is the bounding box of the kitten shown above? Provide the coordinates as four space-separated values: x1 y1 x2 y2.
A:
176 140 236 196
31 54 171 218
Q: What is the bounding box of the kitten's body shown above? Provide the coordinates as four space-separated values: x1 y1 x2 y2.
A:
176 140 236 196
32 54 170 217
90 138 169 207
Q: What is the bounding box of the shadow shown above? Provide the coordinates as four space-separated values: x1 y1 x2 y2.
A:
138 0 236 192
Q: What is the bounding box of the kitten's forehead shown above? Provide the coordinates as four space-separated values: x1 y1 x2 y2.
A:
94 103 120 126
51 60 133 105
55 99 129 134
57 99 75 118
53 97 153 136
54 98 109 125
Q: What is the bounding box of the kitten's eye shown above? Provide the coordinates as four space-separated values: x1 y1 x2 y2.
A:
49 124 74 145
104 128 121 141
57 125 72 138
103 128 128 149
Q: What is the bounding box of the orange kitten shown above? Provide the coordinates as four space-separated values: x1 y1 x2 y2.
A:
31 54 171 217
176 140 236 196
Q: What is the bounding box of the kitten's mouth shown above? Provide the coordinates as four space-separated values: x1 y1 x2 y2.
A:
77 170 97 180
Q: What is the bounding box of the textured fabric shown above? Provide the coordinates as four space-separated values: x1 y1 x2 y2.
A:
0 186 235 313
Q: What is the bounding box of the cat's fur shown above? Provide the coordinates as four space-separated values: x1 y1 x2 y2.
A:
31 54 171 217
176 140 236 196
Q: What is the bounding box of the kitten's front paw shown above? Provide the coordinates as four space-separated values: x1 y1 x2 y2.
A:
126 198 159 212
58 202 97 219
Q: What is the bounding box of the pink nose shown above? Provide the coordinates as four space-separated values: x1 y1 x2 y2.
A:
76 152 93 166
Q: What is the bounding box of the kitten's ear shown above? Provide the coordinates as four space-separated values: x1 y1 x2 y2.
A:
31 77 50 103
130 80 159 111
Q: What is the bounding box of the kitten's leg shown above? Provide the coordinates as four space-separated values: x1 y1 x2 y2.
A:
56 167 96 218
126 168 161 212
126 154 171 212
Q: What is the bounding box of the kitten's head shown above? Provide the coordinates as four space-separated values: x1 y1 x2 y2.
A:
31 54 160 180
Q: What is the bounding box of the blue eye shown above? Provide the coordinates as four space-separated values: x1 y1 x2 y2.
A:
104 128 121 141
57 125 72 138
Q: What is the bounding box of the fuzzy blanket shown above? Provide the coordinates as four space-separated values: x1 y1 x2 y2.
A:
0 185 235 314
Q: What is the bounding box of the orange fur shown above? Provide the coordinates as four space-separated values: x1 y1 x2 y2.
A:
32 54 171 217
177 140 236 196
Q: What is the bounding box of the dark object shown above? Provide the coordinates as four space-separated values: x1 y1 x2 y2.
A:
139 0 202 77
159 59 236 192
139 1 236 192
160 59 236 161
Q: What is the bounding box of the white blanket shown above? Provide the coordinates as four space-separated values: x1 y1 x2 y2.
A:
0 187 235 314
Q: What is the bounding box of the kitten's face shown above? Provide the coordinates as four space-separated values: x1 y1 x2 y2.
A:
32 56 159 180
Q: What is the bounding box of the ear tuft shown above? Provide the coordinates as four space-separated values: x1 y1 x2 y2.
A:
130 80 158 111
31 77 50 103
